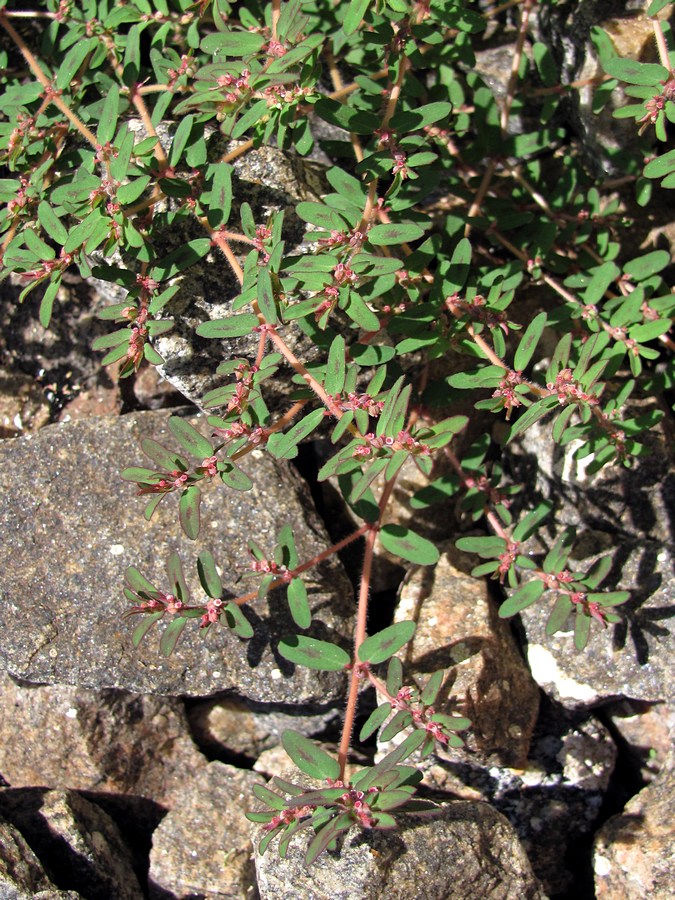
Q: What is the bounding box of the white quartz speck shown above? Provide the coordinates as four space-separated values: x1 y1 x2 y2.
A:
109 544 125 556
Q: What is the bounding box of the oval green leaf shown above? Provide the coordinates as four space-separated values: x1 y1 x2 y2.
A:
358 620 416 664
379 525 440 565
282 730 341 781
278 635 350 671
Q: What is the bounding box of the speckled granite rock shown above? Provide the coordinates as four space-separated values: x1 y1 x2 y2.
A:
0 670 206 806
0 410 354 703
253 800 545 900
148 761 263 899
594 749 675 899
505 419 675 708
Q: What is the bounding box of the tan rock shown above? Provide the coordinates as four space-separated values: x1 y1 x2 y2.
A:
393 543 539 767
0 670 207 806
594 751 675 899
148 761 264 899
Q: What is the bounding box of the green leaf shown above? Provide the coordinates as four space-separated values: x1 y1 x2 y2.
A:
168 417 213 458
379 709 414 742
455 535 506 557
123 24 141 86
223 601 254 638
37 201 68 245
348 458 388 504
368 223 425 246
532 42 557 86
589 590 630 607
507 395 560 442
386 656 403 694
277 523 300 570
97 83 120 144
574 604 592 650
324 335 346 396
356 731 426 788
296 201 348 231
197 550 222 598
287 578 311 629
358 621 416 664
167 550 189 600
314 97 380 134
252 783 286 811
343 291 380 331
304 814 353 865
56 37 95 90
159 617 190 657
325 167 366 206
131 612 164 648
196 313 260 338
545 595 574 635
150 238 211 281
447 366 504 389
179 485 201 539
543 527 575 573
39 279 60 329
392 101 453 131
278 635 350 671
643 148 675 180
201 30 266 55
169 114 195 168
117 177 152 206
498 580 545 617
207 162 233 228
266 409 326 460
623 249 671 281
282 731 341 780
421 670 445 706
343 0 371 35
359 703 392 741
125 566 158 595
379 525 440 565
257 267 278 324
221 464 253 492
513 311 547 371
230 99 270 139
444 237 472 292
603 57 668 85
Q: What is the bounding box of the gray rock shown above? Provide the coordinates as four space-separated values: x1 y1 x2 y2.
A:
253 801 545 900
0 789 142 900
506 419 675 708
0 670 207 806
0 411 354 703
148 761 264 899
594 749 675 899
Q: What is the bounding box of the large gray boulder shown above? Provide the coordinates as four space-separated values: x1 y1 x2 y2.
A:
0 410 354 703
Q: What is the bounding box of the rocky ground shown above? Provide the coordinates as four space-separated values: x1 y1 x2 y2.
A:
0 249 673 900
1 2 674 895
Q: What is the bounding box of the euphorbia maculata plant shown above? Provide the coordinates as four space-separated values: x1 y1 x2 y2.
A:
1 0 673 863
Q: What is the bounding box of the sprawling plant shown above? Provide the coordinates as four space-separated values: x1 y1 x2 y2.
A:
1 0 673 863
